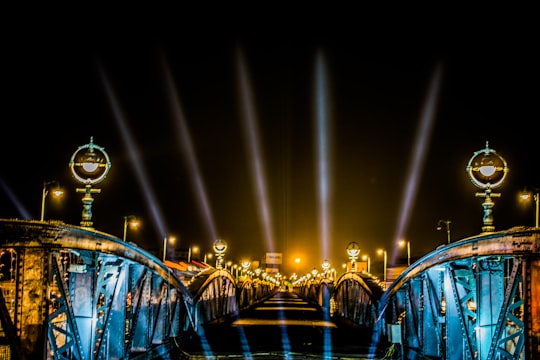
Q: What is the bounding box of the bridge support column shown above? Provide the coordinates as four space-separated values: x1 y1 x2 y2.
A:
16 247 49 358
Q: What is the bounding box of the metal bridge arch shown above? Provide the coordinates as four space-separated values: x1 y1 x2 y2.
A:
332 271 385 328
236 277 274 310
374 226 540 360
0 219 195 360
187 268 238 326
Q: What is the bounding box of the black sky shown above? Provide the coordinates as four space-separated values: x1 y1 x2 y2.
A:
1 10 539 275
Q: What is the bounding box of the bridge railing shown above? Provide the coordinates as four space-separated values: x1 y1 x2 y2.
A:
374 226 540 360
0 219 196 360
236 277 275 310
293 279 333 310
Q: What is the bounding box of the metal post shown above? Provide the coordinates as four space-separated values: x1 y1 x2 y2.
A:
383 251 387 282
438 219 452 244
163 237 167 262
40 184 48 221
123 217 128 242
535 192 539 228
407 241 411 266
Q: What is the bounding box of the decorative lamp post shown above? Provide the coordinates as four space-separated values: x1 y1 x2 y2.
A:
311 268 318 282
321 260 330 279
69 137 111 228
346 241 360 272
519 188 539 228
241 260 251 274
437 219 451 244
466 142 509 233
213 239 227 269
40 181 64 221
123 215 139 242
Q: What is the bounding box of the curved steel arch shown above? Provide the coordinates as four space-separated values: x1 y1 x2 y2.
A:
0 219 195 360
187 268 239 325
332 271 385 328
375 226 540 360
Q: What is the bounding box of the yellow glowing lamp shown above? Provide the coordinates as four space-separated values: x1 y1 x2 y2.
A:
70 137 111 185
466 141 508 189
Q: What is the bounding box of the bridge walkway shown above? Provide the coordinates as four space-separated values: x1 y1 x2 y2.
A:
178 290 378 359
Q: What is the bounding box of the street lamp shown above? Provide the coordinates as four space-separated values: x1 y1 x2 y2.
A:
188 245 200 262
519 188 539 228
398 239 411 266
466 142 508 233
40 181 64 221
361 254 371 273
437 219 451 244
163 236 176 262
377 249 387 282
204 253 213 263
123 215 139 242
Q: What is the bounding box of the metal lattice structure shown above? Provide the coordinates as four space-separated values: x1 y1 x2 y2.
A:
0 219 194 360
375 226 540 360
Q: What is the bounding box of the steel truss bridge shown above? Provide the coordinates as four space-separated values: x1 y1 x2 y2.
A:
0 219 538 359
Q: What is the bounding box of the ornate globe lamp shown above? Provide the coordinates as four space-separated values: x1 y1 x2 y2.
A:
241 260 251 273
466 142 508 233
69 137 111 228
213 239 228 269
321 259 331 279
346 241 361 272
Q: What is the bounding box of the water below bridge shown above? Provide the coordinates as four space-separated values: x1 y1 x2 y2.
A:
176 290 379 359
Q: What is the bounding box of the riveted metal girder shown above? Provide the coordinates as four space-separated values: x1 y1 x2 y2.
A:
0 219 194 360
376 227 540 360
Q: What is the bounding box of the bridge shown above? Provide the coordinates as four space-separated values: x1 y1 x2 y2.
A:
0 219 538 359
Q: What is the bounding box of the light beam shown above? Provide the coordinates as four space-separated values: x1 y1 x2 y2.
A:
314 50 333 262
99 66 169 240
236 47 275 252
0 177 31 219
390 62 444 265
161 54 218 242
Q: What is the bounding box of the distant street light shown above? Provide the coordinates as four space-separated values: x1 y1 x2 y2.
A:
377 249 387 282
294 257 301 275
188 245 200 262
123 215 139 242
437 219 451 244
361 254 371 273
163 236 176 262
398 239 411 266
520 188 539 228
40 181 63 221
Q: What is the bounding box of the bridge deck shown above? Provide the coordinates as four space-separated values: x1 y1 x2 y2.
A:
179 290 379 359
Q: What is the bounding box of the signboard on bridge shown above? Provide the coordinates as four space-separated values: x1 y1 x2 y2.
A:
265 252 282 264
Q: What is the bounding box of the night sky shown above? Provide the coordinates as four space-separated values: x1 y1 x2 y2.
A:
1 11 538 275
